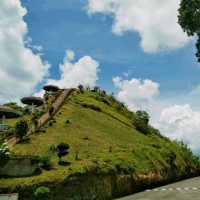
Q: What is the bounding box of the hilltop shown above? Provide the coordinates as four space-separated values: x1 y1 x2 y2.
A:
0 88 200 200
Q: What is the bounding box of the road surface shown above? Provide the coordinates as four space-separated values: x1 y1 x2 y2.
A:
117 177 200 200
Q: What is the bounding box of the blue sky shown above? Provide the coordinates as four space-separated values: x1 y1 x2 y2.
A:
21 0 199 96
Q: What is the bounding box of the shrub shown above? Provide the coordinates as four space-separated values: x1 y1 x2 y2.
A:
115 102 125 111
39 156 52 170
101 90 106 96
133 111 150 134
65 119 70 124
78 84 84 93
81 103 101 112
15 119 29 141
93 86 100 93
34 186 50 200
57 143 70 164
177 141 200 168
168 152 177 166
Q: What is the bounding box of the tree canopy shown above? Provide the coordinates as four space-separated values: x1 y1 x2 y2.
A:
133 111 150 134
178 0 200 62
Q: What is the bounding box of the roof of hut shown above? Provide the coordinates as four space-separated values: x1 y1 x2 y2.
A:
43 85 60 92
21 97 44 107
0 106 22 118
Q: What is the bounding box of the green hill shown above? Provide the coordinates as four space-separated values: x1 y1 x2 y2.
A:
0 89 200 199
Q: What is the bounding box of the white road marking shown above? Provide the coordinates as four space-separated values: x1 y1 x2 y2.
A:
146 186 200 192
146 189 151 192
192 187 198 190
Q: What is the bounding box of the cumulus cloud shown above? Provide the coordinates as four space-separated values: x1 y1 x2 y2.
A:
47 49 100 89
113 76 200 154
0 0 49 103
87 0 190 53
113 76 159 111
158 105 200 154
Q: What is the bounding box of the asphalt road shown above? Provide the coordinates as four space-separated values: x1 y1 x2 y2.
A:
116 177 200 200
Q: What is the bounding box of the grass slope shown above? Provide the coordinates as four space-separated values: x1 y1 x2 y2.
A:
1 90 199 187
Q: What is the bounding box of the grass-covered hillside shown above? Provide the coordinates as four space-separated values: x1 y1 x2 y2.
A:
1 89 200 189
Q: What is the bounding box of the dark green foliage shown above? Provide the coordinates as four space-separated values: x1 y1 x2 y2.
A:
39 155 52 170
49 121 53 126
133 111 150 134
101 90 106 96
148 126 169 140
93 86 100 93
178 0 200 61
94 96 111 106
34 186 50 200
81 103 102 112
177 141 200 168
78 84 84 93
15 119 28 141
168 152 177 166
57 143 70 163
65 119 70 124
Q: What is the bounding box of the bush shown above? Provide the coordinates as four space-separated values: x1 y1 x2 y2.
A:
34 186 50 200
133 111 150 134
177 141 200 168
57 143 70 164
78 84 84 93
81 103 101 112
39 156 52 170
15 120 29 141
93 86 100 93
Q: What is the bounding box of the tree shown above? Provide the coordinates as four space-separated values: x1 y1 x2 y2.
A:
15 120 28 141
34 186 50 200
178 0 200 62
93 86 100 93
78 84 84 93
57 143 70 164
133 111 150 134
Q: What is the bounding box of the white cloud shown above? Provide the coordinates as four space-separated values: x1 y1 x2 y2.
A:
0 0 50 103
87 0 190 53
158 105 200 154
47 49 100 89
113 77 200 154
113 76 159 111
